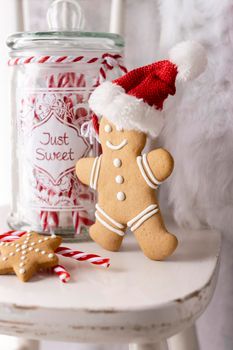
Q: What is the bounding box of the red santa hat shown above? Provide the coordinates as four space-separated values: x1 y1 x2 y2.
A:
89 41 207 137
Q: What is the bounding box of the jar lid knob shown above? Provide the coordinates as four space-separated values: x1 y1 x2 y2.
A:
47 0 85 30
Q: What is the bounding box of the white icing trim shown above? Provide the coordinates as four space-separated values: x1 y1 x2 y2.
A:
93 155 102 190
95 212 125 236
90 157 98 189
127 204 158 228
137 156 158 189
96 204 124 229
131 208 159 232
90 156 102 190
142 154 162 186
106 139 128 150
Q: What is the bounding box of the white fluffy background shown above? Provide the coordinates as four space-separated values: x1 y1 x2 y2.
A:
159 0 233 238
21 1 233 349
158 1 233 349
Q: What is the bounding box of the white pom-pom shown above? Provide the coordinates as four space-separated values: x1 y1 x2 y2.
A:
169 41 207 82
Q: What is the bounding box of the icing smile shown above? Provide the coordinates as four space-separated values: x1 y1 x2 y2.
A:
106 139 128 150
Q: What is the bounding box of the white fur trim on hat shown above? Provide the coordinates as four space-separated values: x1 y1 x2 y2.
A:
169 41 208 82
88 81 164 137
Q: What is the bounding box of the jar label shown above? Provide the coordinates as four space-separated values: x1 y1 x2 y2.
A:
29 113 88 185
18 91 96 211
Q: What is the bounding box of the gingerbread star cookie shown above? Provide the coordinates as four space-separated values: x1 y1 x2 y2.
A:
0 232 62 282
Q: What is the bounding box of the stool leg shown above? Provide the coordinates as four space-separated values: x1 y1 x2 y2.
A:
168 325 199 350
15 339 40 350
129 341 169 350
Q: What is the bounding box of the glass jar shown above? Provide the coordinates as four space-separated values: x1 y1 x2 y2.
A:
6 2 125 241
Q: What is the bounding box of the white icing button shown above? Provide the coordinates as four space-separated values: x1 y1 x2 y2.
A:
44 237 49 241
30 242 35 246
104 124 112 133
0 242 4 246
113 158 122 168
9 252 14 257
48 253 54 259
51 235 57 238
28 247 33 251
35 248 40 253
16 248 21 252
21 256 26 260
22 244 27 249
38 239 43 243
41 250 46 255
19 262 24 267
19 268 26 274
116 192 126 201
10 243 14 246
15 243 20 248
2 257 7 261
22 250 27 255
115 175 124 184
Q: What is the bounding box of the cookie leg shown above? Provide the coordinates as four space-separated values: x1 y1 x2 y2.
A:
132 212 178 260
89 220 125 252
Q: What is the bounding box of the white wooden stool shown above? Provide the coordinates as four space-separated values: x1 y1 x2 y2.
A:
0 206 220 350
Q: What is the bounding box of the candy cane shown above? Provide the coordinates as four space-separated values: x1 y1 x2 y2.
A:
0 231 27 242
56 246 110 268
52 265 70 283
39 210 60 233
72 210 95 235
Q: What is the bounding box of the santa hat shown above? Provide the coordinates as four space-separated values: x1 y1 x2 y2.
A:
89 41 207 137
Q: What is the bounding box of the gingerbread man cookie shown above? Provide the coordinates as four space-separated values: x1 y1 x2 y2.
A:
76 41 207 260
0 232 61 282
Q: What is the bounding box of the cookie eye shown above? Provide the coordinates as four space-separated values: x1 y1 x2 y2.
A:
104 124 112 133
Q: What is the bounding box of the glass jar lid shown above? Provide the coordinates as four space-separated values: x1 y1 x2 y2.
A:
7 31 124 54
7 0 124 55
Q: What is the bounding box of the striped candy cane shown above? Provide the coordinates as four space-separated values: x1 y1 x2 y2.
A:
52 265 70 283
56 246 110 268
0 230 27 242
40 211 59 232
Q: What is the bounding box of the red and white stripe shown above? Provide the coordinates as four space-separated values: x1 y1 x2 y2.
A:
8 55 93 66
0 230 27 242
97 53 127 85
72 210 95 235
8 53 126 69
52 265 70 283
40 211 59 232
56 246 110 268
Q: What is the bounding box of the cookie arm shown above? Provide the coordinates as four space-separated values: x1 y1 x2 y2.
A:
76 157 97 187
147 148 174 182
